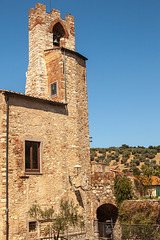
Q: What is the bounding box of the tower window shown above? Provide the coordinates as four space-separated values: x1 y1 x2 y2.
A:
25 141 40 173
53 22 65 46
50 82 58 98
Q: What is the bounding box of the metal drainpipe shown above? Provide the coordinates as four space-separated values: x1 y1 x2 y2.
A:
5 95 9 240
63 50 67 103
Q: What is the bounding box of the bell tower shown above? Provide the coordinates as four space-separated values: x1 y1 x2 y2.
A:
25 3 80 101
25 4 91 237
25 3 90 182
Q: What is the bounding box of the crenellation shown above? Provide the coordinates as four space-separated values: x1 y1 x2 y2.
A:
51 8 61 18
35 3 46 12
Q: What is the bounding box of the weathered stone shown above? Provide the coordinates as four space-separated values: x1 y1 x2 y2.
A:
0 3 91 240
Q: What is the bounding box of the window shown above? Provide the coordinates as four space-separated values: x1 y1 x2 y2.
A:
29 221 36 232
50 82 58 98
25 141 40 173
53 22 65 46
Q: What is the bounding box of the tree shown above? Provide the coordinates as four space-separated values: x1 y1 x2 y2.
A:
29 199 84 240
114 175 133 204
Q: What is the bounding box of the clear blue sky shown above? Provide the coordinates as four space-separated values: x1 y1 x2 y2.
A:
0 0 160 148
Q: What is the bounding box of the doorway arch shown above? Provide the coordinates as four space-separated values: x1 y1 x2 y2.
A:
96 203 118 238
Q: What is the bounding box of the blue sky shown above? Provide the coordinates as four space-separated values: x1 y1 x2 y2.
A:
0 0 160 148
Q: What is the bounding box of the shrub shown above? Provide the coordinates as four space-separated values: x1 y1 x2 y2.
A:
124 151 131 159
122 169 129 173
114 175 133 204
95 155 105 162
121 144 130 149
98 148 106 154
107 146 116 151
151 160 156 167
105 159 110 166
113 162 118 166
107 152 117 161
29 200 83 240
132 149 137 155
90 155 94 161
121 157 127 164
133 167 141 176
124 162 129 167
144 159 150 166
130 160 137 169
119 200 160 225
144 149 157 159
115 156 120 162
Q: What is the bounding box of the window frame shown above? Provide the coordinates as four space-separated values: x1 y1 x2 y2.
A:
50 81 58 98
29 221 37 232
25 140 41 173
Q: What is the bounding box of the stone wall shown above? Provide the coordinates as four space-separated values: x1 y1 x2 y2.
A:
0 20 91 238
0 94 8 238
0 91 91 240
91 163 117 221
45 49 64 101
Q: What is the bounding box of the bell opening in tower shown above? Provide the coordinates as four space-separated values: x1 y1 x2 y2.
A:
53 22 65 46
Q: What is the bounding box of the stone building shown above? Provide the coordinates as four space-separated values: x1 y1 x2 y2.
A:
0 3 122 240
0 3 92 239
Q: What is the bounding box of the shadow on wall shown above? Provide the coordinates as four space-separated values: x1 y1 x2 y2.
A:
9 95 68 116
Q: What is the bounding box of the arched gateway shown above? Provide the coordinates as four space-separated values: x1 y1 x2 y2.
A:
96 203 118 239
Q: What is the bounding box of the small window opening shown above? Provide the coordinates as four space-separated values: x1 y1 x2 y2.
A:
50 82 58 98
25 141 40 173
53 22 65 46
29 221 37 232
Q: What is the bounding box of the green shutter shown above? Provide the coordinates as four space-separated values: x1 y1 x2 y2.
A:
156 186 160 196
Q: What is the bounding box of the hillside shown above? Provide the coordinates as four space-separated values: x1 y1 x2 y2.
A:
90 144 160 173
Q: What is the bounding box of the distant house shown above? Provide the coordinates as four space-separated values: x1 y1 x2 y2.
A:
134 176 160 197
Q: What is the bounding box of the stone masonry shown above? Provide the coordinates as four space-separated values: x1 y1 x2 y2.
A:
0 3 124 240
0 3 92 239
26 3 76 99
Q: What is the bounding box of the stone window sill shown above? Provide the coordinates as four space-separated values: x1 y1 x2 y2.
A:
19 173 43 178
24 173 43 176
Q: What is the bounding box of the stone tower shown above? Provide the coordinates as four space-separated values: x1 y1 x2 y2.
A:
26 3 87 103
25 3 91 237
0 3 93 239
25 2 90 181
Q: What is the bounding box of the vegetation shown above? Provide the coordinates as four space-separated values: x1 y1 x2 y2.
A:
118 200 160 239
114 175 133 204
90 145 160 174
119 200 160 225
29 199 84 240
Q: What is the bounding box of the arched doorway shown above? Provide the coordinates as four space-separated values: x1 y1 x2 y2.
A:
96 204 118 239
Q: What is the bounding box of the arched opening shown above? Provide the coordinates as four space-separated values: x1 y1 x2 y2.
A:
96 204 118 239
52 22 65 46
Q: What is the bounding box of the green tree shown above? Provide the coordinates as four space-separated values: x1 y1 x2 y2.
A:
114 175 133 204
29 199 84 240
